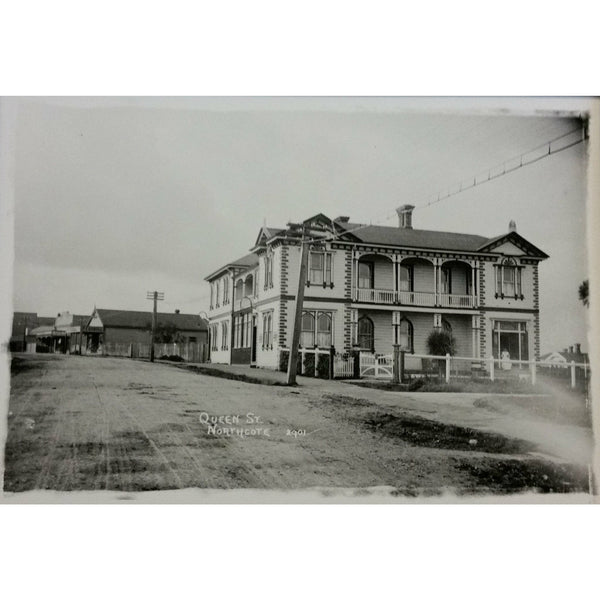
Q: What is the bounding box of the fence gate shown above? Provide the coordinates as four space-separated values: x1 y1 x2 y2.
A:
333 354 355 378
359 353 393 378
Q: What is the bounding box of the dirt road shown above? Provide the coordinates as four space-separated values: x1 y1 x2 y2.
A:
3 354 593 496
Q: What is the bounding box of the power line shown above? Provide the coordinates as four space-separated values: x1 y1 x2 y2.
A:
417 126 587 211
302 125 587 245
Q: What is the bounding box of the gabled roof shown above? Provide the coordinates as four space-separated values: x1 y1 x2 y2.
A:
254 226 285 248
94 309 207 331
477 231 549 258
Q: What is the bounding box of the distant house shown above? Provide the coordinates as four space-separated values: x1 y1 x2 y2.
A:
82 308 208 354
10 311 68 353
540 343 588 367
28 312 88 353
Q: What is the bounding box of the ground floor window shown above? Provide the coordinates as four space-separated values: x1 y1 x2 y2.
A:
492 320 528 362
262 311 273 350
210 324 219 351
399 317 413 352
220 322 228 350
300 310 333 348
358 315 374 352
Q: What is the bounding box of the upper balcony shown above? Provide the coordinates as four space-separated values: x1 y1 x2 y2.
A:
352 255 478 309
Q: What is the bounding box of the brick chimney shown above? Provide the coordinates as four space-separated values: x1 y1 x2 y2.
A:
575 343 581 354
396 204 415 229
509 219 517 232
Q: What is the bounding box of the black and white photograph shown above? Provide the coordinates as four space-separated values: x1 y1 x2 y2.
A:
1 96 596 503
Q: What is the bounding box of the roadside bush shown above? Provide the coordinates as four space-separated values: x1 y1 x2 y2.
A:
408 378 425 391
303 352 316 377
279 350 288 372
317 354 330 379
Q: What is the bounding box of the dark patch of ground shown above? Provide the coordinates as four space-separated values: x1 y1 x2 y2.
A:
179 364 290 386
453 457 590 494
363 412 536 454
10 356 44 376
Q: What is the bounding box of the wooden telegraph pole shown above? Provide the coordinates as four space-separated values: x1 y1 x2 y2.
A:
146 290 164 362
286 222 327 386
287 225 309 385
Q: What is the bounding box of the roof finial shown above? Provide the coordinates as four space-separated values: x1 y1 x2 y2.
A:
509 219 517 233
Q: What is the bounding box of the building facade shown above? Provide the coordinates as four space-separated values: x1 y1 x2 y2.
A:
205 206 548 370
82 308 208 354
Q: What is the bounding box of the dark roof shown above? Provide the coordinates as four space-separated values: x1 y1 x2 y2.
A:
205 251 260 280
95 309 207 331
342 223 489 252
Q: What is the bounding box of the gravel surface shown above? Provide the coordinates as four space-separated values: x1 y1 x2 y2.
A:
3 354 593 497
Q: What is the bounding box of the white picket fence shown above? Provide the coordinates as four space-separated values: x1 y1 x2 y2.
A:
359 351 590 389
333 354 355 378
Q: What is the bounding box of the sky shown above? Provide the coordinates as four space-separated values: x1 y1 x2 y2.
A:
9 97 592 353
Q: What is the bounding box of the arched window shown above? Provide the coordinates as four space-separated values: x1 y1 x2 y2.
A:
235 279 243 300
399 317 413 352
358 316 374 352
300 312 315 347
316 312 332 347
245 274 254 298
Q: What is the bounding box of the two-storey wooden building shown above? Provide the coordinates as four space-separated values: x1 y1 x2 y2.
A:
205 206 548 370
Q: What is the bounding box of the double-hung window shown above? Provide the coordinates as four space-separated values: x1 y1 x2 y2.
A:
264 254 273 289
262 311 273 350
221 321 228 350
495 258 523 299
308 252 333 287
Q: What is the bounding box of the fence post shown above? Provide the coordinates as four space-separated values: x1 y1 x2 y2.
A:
445 353 450 383
489 355 495 382
329 346 334 380
400 349 405 383
571 360 576 389
392 344 400 384
530 359 536 385
352 348 361 379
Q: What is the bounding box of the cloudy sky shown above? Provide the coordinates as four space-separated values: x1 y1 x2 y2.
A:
10 97 591 353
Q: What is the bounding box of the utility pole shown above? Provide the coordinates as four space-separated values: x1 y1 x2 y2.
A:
286 222 328 385
287 225 309 385
146 290 164 362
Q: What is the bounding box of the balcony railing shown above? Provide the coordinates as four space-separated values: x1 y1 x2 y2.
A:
438 293 475 308
353 288 476 308
397 290 436 307
354 288 396 304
